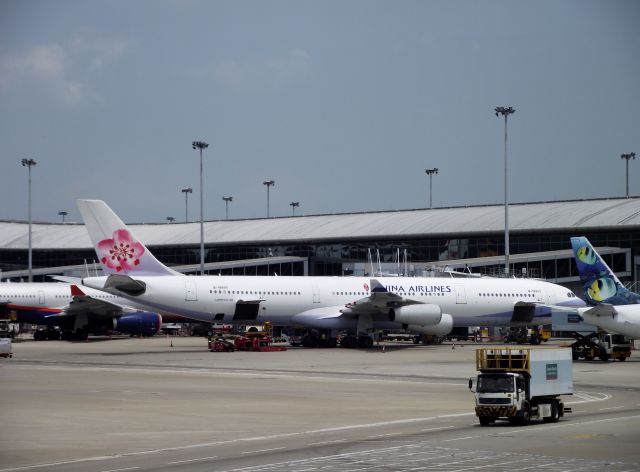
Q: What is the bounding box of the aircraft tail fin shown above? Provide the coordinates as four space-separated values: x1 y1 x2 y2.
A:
77 199 180 276
570 236 639 305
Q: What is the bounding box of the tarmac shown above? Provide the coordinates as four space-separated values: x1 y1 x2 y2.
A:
1 336 639 472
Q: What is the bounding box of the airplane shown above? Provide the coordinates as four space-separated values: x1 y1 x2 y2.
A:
0 282 164 340
75 199 586 348
570 236 640 338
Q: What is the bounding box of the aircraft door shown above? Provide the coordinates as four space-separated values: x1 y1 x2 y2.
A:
455 285 467 304
38 290 45 305
312 284 320 303
185 280 198 301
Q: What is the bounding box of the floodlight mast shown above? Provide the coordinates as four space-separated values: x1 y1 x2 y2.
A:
290 201 299 216
222 196 233 220
192 141 209 275
425 168 438 209
495 106 515 275
21 158 37 282
181 187 192 223
263 180 275 217
621 152 636 198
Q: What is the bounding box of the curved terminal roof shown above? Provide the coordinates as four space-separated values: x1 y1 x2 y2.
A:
1 197 639 250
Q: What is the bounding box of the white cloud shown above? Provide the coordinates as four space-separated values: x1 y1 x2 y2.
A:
0 36 130 106
62 81 87 107
0 43 66 87
214 48 312 93
70 37 131 70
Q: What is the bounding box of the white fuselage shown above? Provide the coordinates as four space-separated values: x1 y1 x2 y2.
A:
81 275 584 330
579 305 640 339
1 282 128 313
0 282 176 323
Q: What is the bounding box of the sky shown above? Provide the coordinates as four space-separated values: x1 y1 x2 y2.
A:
1 0 639 224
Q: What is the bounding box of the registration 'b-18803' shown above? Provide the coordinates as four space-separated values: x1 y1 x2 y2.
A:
75 199 585 348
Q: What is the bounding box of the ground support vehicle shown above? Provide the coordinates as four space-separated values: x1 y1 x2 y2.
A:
502 326 550 345
469 348 573 426
33 327 62 340
208 336 236 352
570 332 631 361
209 322 287 352
0 319 17 339
0 337 12 358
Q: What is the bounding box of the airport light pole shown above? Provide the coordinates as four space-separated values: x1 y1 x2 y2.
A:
425 168 438 209
21 158 37 282
192 141 209 275
222 196 233 220
621 152 636 198
181 187 192 222
263 180 275 218
290 201 299 216
58 211 68 223
495 106 515 275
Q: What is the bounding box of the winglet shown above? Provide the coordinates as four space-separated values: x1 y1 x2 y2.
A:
77 200 180 277
570 236 639 305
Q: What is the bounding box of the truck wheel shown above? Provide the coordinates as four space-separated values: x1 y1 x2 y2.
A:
518 406 531 426
479 416 492 426
618 356 627 361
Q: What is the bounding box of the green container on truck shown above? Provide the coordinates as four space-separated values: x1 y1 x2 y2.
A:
469 347 573 426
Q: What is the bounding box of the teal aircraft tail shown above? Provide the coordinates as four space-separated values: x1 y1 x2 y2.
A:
570 236 639 305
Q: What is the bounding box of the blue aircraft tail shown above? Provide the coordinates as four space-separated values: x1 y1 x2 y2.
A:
570 236 639 305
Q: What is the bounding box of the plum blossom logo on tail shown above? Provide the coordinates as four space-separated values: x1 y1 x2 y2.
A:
97 229 145 272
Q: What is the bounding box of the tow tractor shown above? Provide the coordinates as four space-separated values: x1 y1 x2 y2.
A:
208 322 287 352
570 331 631 361
502 326 551 345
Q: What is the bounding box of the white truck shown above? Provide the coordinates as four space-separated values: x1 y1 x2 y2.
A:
469 348 573 426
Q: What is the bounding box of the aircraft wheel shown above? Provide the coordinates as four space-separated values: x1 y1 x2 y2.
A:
302 335 319 348
340 336 358 349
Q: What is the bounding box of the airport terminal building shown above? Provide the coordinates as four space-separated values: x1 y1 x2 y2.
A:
0 197 639 291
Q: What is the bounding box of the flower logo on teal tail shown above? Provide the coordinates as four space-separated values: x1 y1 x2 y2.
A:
97 229 145 272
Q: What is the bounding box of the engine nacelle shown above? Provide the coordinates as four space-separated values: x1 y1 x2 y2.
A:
389 304 441 326
116 312 162 336
407 313 453 336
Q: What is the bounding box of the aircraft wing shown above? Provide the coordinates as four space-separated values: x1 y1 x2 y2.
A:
340 278 421 317
52 285 125 319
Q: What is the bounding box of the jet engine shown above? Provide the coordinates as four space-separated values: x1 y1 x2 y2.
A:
389 304 441 326
115 312 162 336
407 313 453 336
